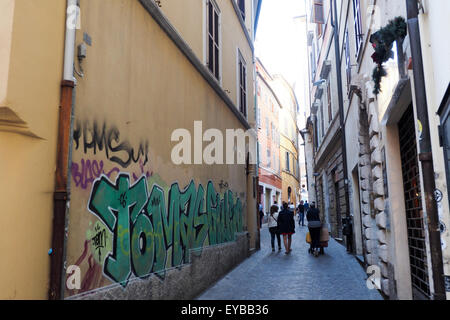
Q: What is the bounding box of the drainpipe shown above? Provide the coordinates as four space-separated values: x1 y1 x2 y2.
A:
49 0 78 300
330 0 350 224
406 0 446 300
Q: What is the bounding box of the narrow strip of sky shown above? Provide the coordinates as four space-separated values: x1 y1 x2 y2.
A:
255 0 307 92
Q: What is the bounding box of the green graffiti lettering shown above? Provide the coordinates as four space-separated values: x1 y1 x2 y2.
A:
146 185 167 275
88 174 148 286
131 213 154 277
87 175 243 287
193 184 209 249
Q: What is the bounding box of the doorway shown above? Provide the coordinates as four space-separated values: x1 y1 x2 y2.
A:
352 166 365 257
398 104 431 300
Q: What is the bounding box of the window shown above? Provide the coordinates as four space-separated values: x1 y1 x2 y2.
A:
353 0 363 58
266 117 269 136
286 151 290 172
312 0 325 24
327 80 332 123
277 156 280 174
257 141 261 165
320 100 325 139
238 51 247 117
207 0 220 80
271 122 274 141
237 0 245 21
344 27 352 87
257 107 262 128
314 116 319 151
267 149 271 167
310 42 317 80
293 157 296 176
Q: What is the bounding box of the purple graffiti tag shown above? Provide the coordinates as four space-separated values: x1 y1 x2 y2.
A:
71 159 120 190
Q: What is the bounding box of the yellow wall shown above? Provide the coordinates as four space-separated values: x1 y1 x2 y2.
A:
418 1 450 300
0 0 14 104
280 134 299 205
64 0 255 297
159 0 255 127
0 0 66 299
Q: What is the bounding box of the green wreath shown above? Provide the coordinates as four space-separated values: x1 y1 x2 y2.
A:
369 17 407 95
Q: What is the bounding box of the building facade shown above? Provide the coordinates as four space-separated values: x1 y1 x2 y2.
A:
304 0 450 300
272 76 301 206
0 0 262 299
305 0 349 237
256 59 282 214
0 0 67 299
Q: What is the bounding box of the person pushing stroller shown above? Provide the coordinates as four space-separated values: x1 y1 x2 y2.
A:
306 202 322 257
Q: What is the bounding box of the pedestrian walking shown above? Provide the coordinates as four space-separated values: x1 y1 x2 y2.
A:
297 200 305 226
258 203 264 229
303 200 309 212
277 202 295 254
268 201 281 252
288 202 295 213
306 202 322 257
343 216 353 253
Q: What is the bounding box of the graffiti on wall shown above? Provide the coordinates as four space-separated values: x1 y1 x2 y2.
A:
72 240 106 294
71 158 152 190
71 159 120 190
73 120 149 168
86 173 243 287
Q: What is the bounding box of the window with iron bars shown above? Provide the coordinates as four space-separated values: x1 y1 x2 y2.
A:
353 0 363 58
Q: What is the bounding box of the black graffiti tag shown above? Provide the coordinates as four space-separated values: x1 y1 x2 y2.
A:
73 120 149 169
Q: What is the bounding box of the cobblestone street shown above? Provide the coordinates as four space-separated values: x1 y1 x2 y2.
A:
197 222 383 300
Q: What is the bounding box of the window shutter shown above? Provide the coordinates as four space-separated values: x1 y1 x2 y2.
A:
313 0 325 24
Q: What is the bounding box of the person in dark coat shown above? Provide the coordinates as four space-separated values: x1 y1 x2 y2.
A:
343 216 353 253
258 203 264 229
306 202 322 257
297 200 305 226
277 202 295 254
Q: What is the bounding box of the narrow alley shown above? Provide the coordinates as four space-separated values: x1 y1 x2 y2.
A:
2 0 450 304
197 222 383 300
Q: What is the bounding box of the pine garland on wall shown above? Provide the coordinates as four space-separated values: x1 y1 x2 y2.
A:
369 17 408 95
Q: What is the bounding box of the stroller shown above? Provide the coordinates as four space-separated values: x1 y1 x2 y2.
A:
306 225 329 257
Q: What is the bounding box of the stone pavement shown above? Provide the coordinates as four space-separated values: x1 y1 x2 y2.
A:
196 222 383 300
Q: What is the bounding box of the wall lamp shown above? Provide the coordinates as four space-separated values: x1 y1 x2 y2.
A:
313 79 326 87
